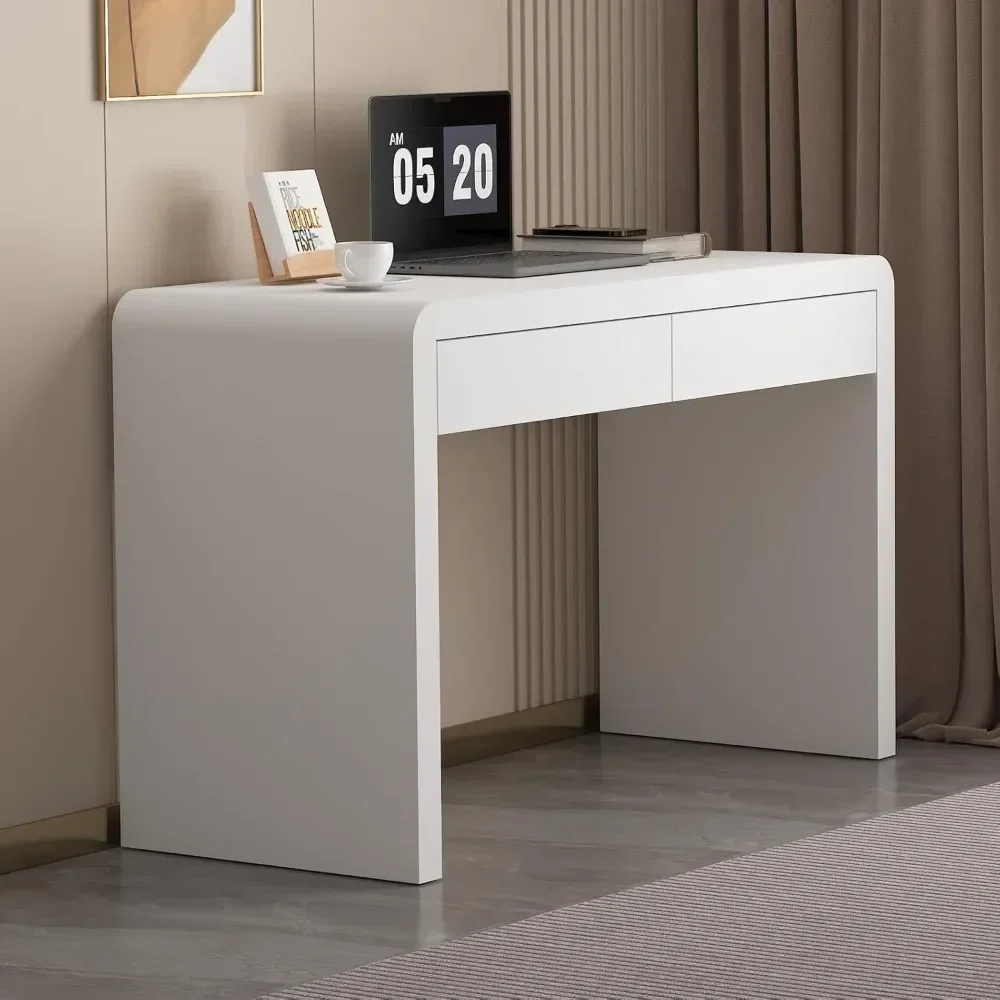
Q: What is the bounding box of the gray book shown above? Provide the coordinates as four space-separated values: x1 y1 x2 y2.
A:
518 230 712 261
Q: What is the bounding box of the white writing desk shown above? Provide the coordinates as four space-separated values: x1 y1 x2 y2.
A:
112 251 895 884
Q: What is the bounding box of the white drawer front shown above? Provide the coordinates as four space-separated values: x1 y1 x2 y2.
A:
437 315 672 435
672 292 877 401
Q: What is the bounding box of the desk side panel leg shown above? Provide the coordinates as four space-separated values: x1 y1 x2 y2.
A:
113 301 441 883
599 375 891 759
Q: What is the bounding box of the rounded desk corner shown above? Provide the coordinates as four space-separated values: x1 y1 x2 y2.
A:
110 289 146 350
869 254 895 294
411 299 448 348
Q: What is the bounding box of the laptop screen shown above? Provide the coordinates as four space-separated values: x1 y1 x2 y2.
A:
369 91 513 257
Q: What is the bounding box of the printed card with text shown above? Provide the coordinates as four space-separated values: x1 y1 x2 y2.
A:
247 169 336 276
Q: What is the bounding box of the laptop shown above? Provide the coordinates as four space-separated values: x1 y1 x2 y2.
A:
368 91 649 278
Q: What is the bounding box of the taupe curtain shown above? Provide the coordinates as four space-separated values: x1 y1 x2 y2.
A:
659 0 999 742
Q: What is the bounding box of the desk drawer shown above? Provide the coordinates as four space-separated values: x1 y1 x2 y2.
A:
672 292 876 401
437 316 672 435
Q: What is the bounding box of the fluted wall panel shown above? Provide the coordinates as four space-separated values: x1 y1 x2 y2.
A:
509 0 659 709
512 418 599 709
511 0 670 235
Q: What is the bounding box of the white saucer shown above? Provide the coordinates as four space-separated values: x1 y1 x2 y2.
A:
318 276 412 292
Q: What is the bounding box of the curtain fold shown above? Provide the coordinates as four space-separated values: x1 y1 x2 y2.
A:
666 0 1000 742
766 0 799 251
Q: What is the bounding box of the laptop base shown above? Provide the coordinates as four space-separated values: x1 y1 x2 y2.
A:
390 250 650 278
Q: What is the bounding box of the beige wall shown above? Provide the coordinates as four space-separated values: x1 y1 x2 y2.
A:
0 0 508 830
0 0 655 830
0 2 114 831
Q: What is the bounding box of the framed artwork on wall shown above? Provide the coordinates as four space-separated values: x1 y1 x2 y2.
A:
100 0 263 101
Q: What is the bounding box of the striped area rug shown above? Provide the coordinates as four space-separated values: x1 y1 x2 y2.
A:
263 781 1000 999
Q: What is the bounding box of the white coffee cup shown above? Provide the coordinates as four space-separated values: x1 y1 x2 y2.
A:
335 241 394 284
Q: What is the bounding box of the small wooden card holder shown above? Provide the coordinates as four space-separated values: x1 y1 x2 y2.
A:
249 203 340 284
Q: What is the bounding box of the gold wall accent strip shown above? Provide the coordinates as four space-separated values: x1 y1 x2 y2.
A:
442 695 599 767
0 805 119 876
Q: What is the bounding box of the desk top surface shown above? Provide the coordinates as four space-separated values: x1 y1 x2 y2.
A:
115 251 892 344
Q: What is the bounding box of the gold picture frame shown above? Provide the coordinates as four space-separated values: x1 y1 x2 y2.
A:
100 0 263 101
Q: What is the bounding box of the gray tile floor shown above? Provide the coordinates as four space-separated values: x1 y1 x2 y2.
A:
1 735 999 1000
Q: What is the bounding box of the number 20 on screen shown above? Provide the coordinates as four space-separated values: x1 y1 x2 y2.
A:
391 143 495 206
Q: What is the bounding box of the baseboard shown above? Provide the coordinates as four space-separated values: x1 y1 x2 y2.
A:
0 704 598 873
0 804 120 876
442 695 599 767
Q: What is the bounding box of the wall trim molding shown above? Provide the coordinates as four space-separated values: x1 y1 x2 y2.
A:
442 695 599 767
0 805 120 876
